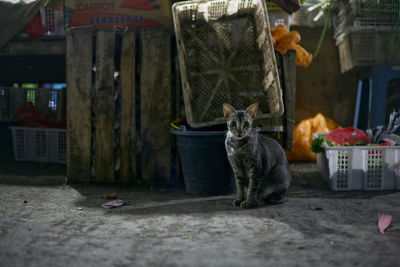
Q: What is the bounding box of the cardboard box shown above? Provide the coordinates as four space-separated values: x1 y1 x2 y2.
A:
65 0 172 28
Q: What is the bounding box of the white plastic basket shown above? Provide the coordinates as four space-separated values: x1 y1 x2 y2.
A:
10 126 66 164
317 144 400 191
333 0 400 39
39 7 65 36
335 30 400 73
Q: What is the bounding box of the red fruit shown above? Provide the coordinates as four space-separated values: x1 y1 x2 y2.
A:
326 127 370 146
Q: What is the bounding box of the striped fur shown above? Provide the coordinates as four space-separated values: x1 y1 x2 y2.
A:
223 103 291 208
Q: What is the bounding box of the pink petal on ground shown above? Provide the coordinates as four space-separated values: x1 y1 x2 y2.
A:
378 214 400 237
378 214 392 234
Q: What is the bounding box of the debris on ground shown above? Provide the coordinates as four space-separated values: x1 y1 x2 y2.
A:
104 193 117 200
378 214 400 237
60 177 69 189
102 199 124 209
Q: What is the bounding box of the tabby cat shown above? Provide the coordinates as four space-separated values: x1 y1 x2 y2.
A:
223 103 291 208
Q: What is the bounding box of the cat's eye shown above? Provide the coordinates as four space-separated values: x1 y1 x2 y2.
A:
230 121 237 127
243 121 249 128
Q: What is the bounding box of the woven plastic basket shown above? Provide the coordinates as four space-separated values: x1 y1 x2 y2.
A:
333 0 400 39
317 144 400 191
172 0 284 127
336 30 400 73
10 126 66 164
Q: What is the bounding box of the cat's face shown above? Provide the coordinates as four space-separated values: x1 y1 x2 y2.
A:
223 103 258 139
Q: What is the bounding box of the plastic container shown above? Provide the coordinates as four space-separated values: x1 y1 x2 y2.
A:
317 143 400 191
266 2 291 27
172 0 284 127
333 0 400 72
10 126 66 164
171 129 234 195
333 0 400 39
40 7 65 36
336 30 400 73
0 87 65 121
0 88 10 119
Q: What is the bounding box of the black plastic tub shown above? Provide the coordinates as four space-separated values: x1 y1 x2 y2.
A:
171 129 234 195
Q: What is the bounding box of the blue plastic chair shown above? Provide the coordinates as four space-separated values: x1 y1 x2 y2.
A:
354 65 400 130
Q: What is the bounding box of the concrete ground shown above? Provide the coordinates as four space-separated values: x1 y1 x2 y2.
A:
1 156 400 266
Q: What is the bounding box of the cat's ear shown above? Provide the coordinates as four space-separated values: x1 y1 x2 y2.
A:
245 103 258 118
223 103 235 118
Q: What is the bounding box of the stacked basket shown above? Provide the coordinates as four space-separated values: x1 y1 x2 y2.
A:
333 0 400 73
172 0 284 127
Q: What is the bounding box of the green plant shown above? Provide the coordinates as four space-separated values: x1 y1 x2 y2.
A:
308 0 332 58
311 135 337 153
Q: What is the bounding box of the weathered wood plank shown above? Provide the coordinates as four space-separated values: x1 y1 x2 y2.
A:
66 27 92 182
120 31 136 183
94 29 115 183
140 29 171 184
282 50 296 151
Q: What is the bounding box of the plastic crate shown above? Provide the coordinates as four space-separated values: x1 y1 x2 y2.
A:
317 144 400 191
336 30 400 73
0 88 10 119
39 7 65 36
333 0 400 39
172 0 284 127
268 10 291 27
266 1 291 27
10 126 66 164
0 87 65 121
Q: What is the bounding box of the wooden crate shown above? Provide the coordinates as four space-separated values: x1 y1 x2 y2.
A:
66 27 171 184
66 27 294 184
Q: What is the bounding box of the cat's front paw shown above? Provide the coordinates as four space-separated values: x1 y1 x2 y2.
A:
232 199 242 206
240 200 255 209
